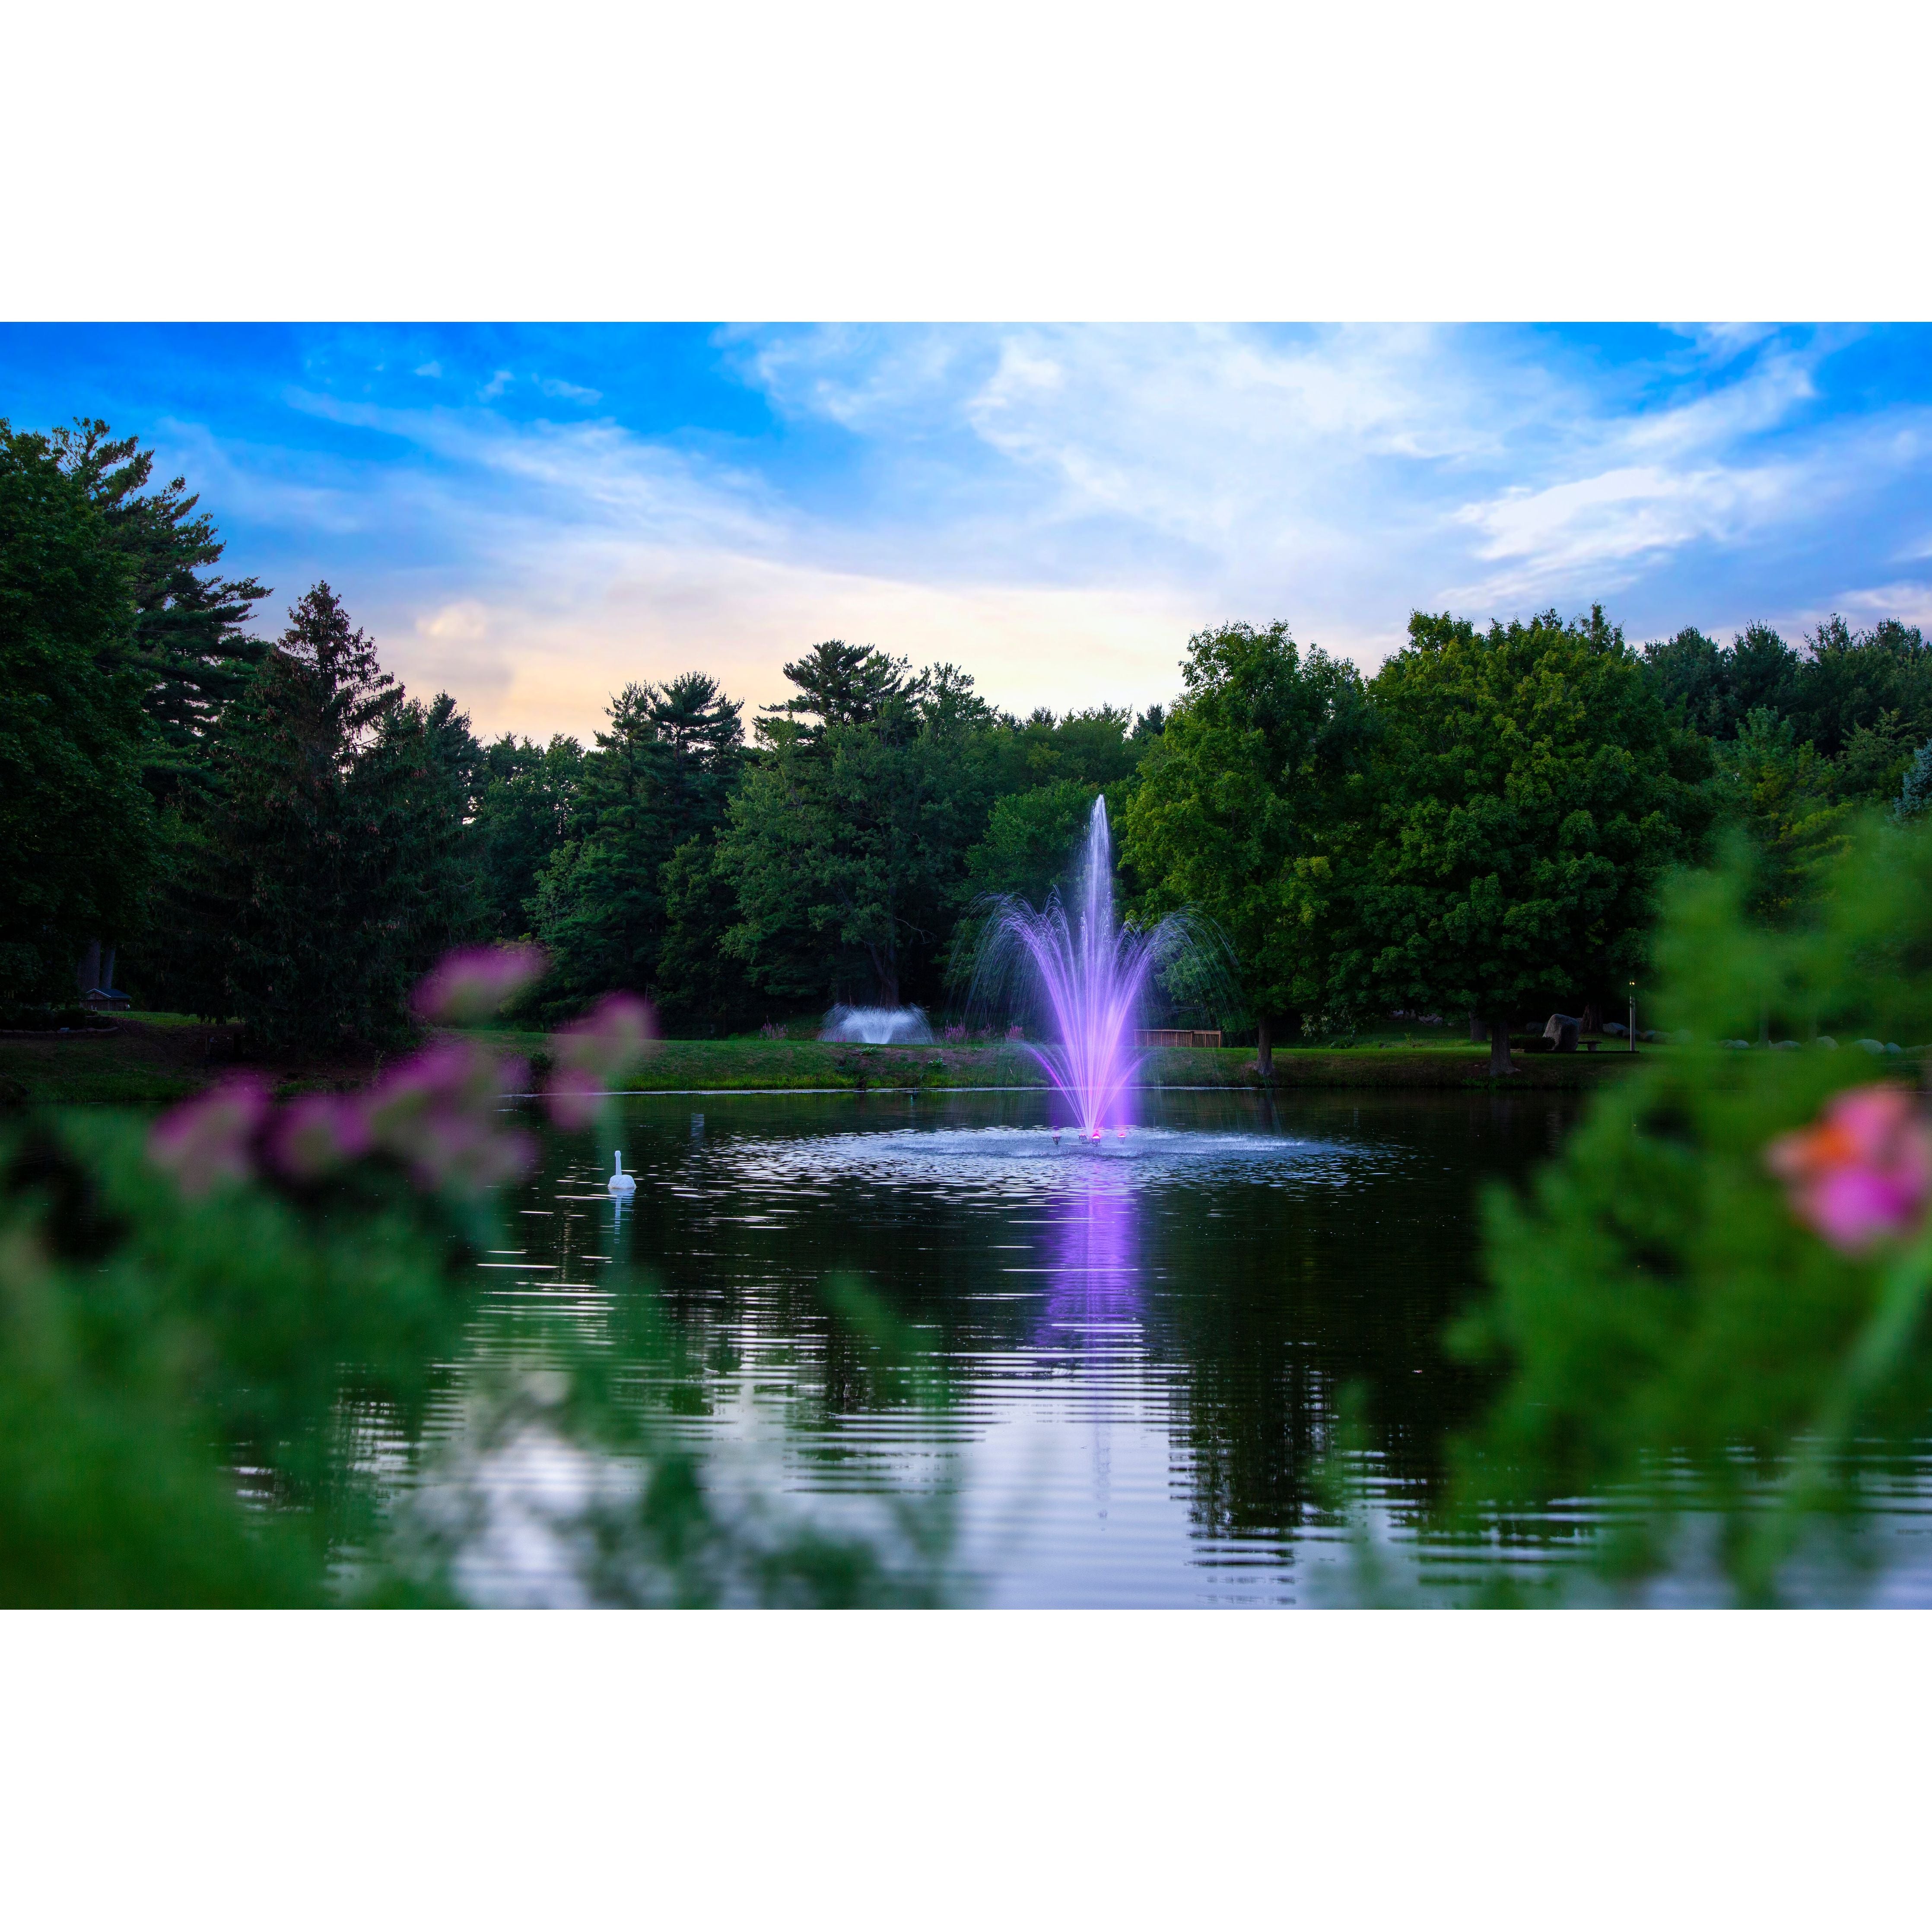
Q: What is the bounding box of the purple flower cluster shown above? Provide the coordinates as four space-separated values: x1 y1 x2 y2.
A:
150 1042 537 1200
543 994 657 1129
412 944 548 1025
147 950 659 1201
148 1073 276 1197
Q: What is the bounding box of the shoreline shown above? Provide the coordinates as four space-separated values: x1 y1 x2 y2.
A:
0 1021 1648 1108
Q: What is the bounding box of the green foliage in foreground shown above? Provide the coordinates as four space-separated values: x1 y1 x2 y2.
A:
0 1110 954 1607
1457 815 1932 1601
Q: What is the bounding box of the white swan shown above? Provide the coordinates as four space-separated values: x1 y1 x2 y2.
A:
607 1151 636 1195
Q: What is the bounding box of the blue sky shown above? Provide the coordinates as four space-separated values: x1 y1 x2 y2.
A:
4 322 1930 744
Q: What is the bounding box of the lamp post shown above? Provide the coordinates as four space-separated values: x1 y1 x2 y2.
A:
1628 979 1637 1053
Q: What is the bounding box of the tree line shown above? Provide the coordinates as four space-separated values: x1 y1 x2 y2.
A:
7 415 1930 1059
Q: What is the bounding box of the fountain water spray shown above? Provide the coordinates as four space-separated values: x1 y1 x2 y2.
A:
975 797 1217 1141
820 1005 934 1045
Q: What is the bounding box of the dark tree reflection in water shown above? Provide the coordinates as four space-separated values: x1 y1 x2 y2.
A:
457 1088 1576 1605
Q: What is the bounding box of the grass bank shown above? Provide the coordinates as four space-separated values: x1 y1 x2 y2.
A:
0 1019 386 1109
0 1021 1652 1108
592 1037 1648 1093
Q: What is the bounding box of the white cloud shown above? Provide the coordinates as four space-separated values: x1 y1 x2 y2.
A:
168 325 1932 741
1836 581 1932 629
415 360 442 378
478 369 513 401
1447 461 1800 604
536 376 601 403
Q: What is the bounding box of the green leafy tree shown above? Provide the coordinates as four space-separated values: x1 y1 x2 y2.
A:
966 778 1111 906
0 423 154 998
981 702 1148 798
1338 606 1710 1073
1122 621 1370 1070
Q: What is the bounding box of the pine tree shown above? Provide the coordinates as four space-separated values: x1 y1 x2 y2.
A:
172 585 472 1049
0 423 154 997
473 733 584 939
50 419 268 805
534 674 744 1011
1896 740 1932 821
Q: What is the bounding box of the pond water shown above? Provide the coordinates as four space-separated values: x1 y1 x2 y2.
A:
397 1086 1613 1606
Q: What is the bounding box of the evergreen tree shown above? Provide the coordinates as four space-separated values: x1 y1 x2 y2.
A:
49 419 268 805
365 689 489 966
533 674 744 1010
171 585 470 1049
473 732 584 939
720 651 1001 1008
1897 740 1932 821
1833 709 1916 804
1640 621 1797 742
765 639 914 743
1782 615 1932 759
0 423 154 997
656 838 757 1034
1714 708 1852 920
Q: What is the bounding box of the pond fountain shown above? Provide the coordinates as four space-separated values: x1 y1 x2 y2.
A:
977 795 1217 1141
820 1004 934 1045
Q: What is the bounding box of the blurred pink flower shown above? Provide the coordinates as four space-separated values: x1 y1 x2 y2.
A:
268 1094 372 1181
544 994 656 1128
412 944 548 1025
1766 1083 1932 1252
394 1106 537 1194
544 1067 603 1131
363 1040 535 1194
149 1074 273 1196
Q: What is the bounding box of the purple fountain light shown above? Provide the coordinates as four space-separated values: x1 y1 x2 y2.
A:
979 796 1208 1141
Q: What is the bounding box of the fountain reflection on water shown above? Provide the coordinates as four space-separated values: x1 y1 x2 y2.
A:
1040 1177 1141 1333
978 796 1219 1140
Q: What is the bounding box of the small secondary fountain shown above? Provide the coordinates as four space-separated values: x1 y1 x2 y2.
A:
976 796 1217 1141
820 1005 934 1046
